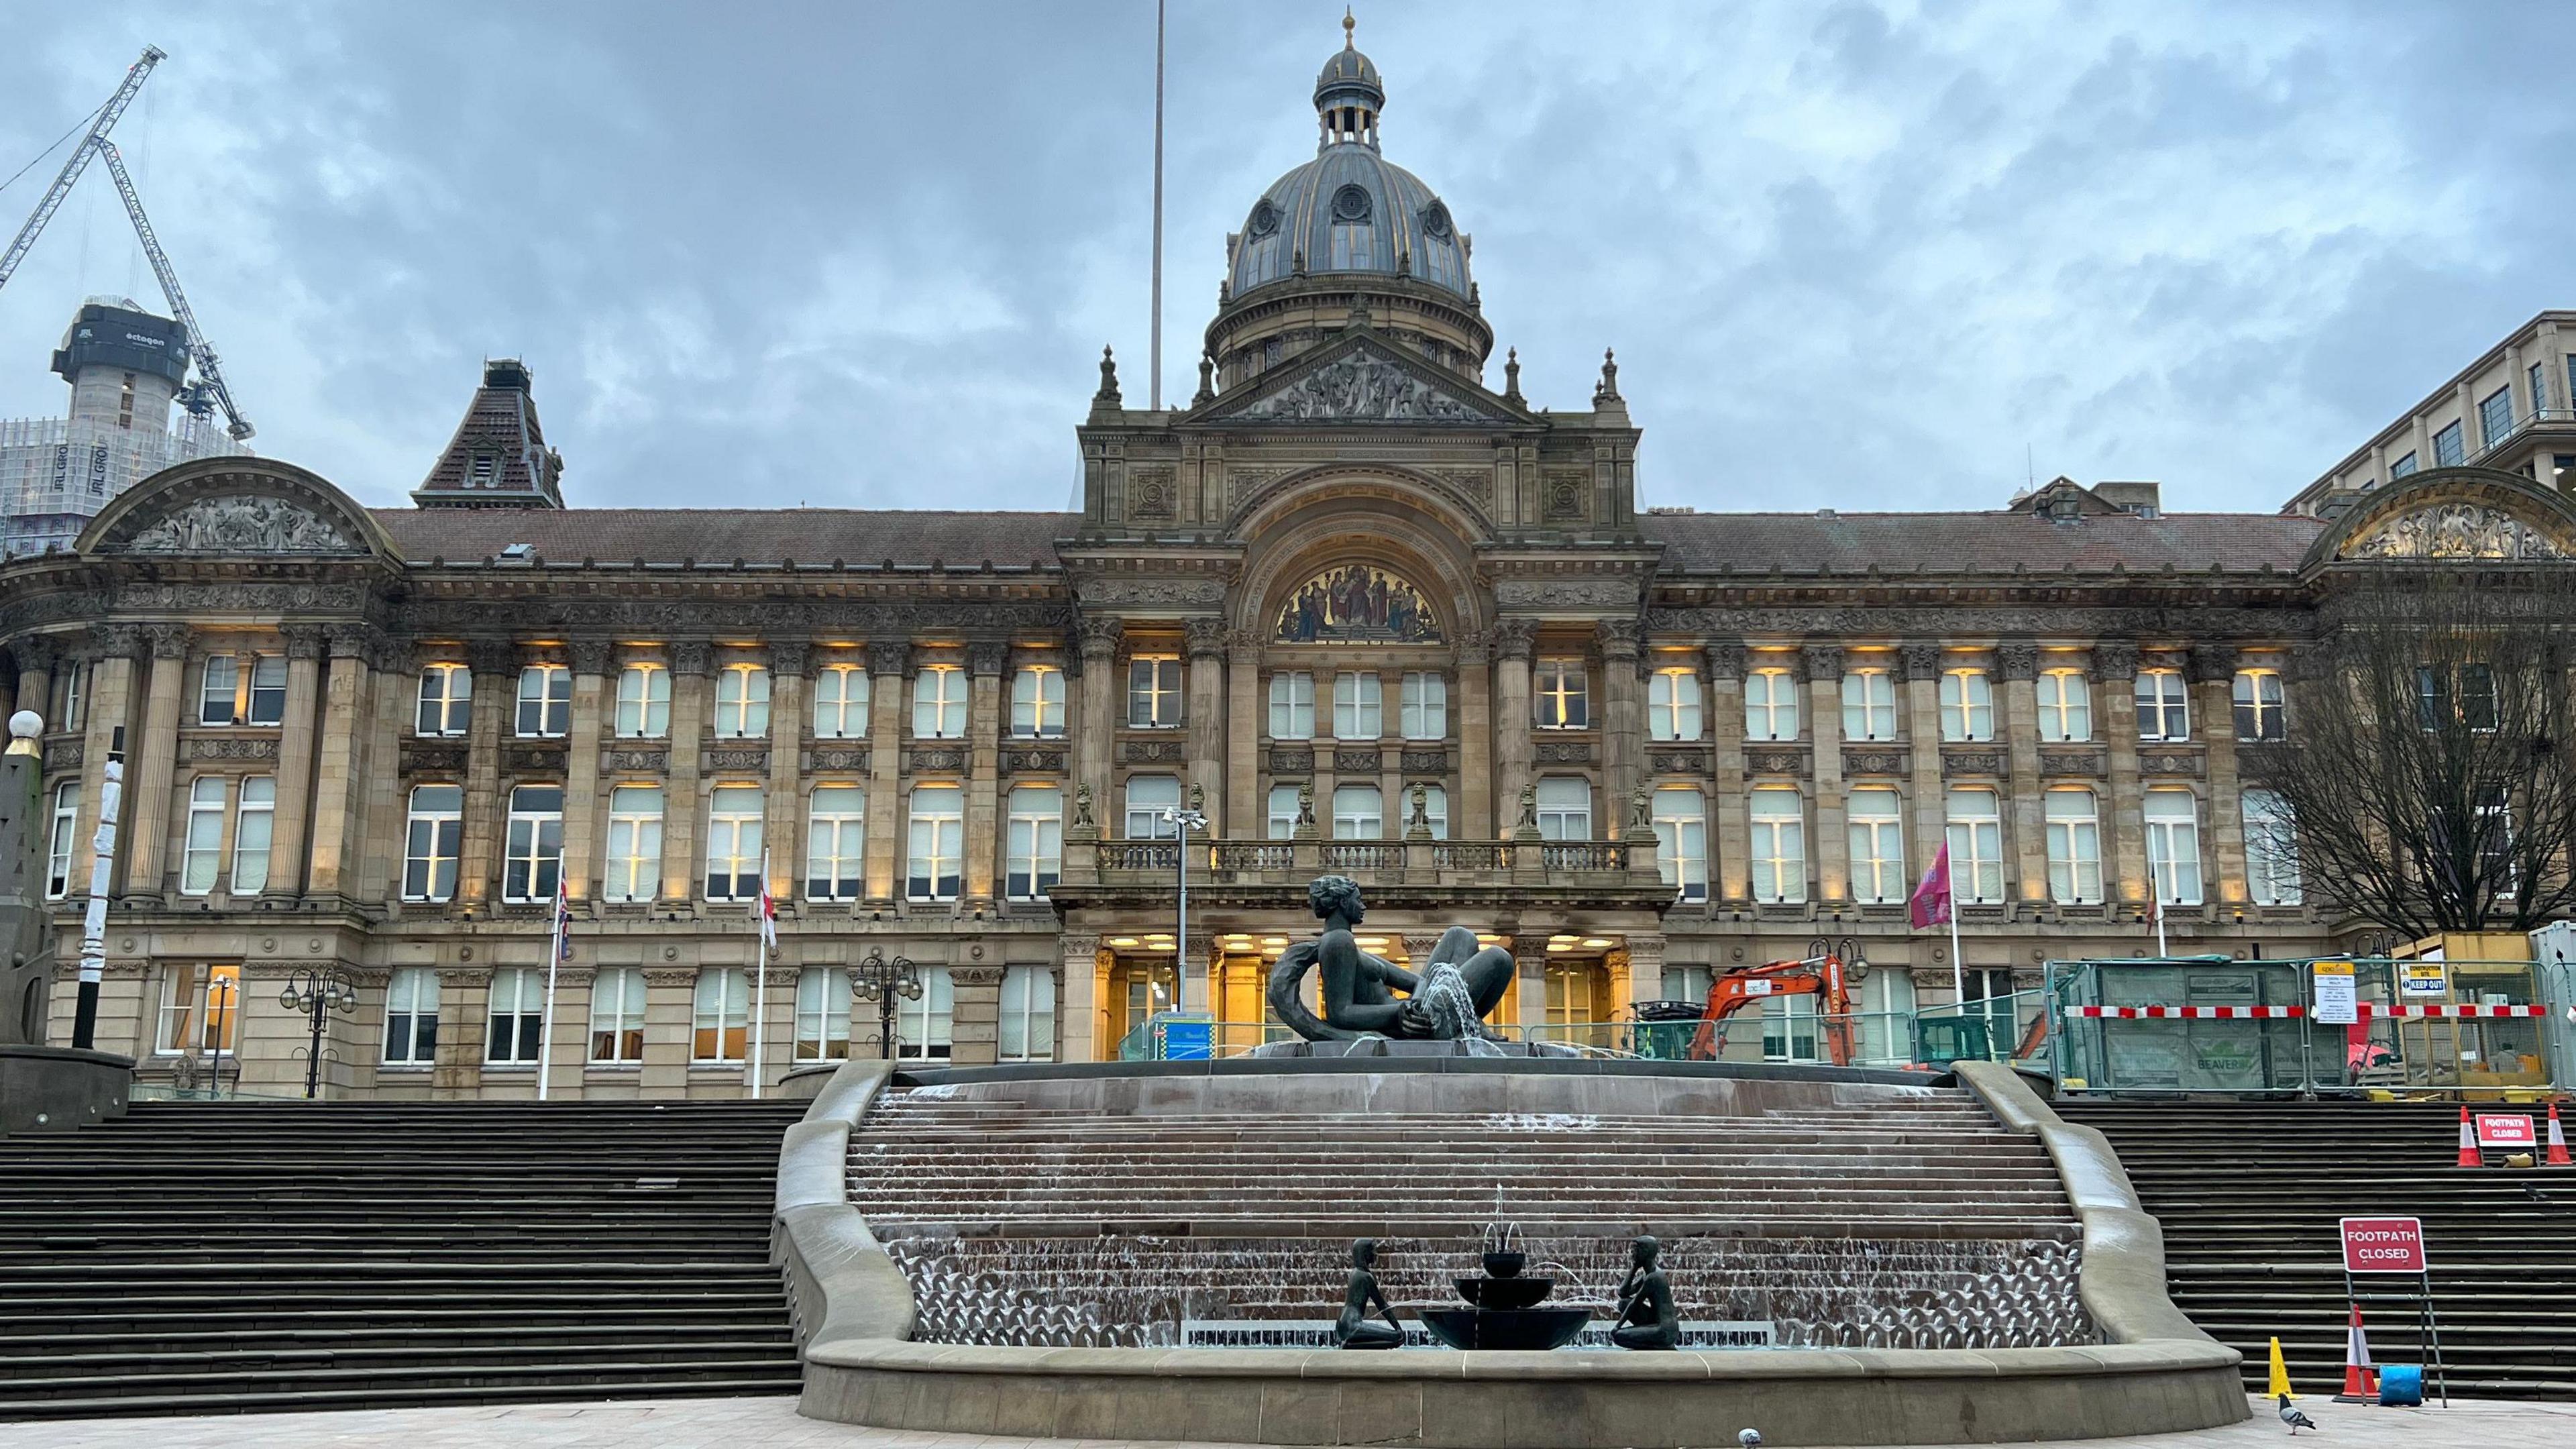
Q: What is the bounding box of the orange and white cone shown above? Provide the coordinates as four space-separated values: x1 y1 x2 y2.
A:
2334 1302 2379 1402
2550 1103 2574 1167
2457 1105 2481 1168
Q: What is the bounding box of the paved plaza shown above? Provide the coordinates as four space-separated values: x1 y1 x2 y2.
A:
2 1394 2570 1449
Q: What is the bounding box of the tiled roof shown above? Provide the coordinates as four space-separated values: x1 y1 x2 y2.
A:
368 508 1078 568
1641 510 2326 574
414 360 564 506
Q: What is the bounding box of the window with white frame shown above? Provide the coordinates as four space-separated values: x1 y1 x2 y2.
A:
1945 786 2004 904
516 663 572 738
502 784 565 904
486 967 545 1065
2135 669 2190 741
1748 787 1805 903
1334 672 1383 740
155 962 241 1055
1415 783 1449 839
704 784 766 901
1652 786 1708 902
1761 994 1821 1063
231 777 275 895
1846 785 1904 904
1534 658 1588 729
602 785 663 903
1006 784 1062 900
1649 667 1703 741
53 660 85 732
907 784 963 900
1535 776 1591 841
1401 672 1448 740
2037 669 2092 742
384 967 439 1065
614 663 670 738
2044 787 2102 904
180 776 225 896
403 784 462 902
588 967 647 1063
2243 787 2302 906
999 965 1055 1062
812 663 870 739
794 966 851 1062
912 664 966 739
2233 668 2286 742
1267 784 1303 840
1268 672 1314 739
896 967 955 1061
1123 774 1180 840
199 655 287 727
1010 665 1066 739
45 781 77 899
417 663 472 737
1332 784 1383 839
806 784 866 900
1841 669 1896 741
1743 667 1799 741
691 967 748 1062
197 656 236 726
1126 655 1183 728
714 663 772 739
1939 669 1994 742
2144 788 2202 904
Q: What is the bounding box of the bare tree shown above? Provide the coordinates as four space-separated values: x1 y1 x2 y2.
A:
2243 570 2576 937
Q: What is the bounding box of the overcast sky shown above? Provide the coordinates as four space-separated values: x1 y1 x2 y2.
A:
1 1 2567 518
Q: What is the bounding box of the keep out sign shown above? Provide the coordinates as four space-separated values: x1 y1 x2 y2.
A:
2341 1216 2428 1274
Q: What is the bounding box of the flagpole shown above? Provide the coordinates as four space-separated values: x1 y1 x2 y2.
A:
2154 894 2168 959
1949 906 1964 1006
539 873 564 1102
749 849 770 1100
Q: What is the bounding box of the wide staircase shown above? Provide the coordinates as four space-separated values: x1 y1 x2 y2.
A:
0 1098 807 1420
2059 1098 2576 1399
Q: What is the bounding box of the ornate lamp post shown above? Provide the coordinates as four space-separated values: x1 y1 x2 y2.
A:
278 967 358 1099
851 949 920 1061
1160 798 1208 1016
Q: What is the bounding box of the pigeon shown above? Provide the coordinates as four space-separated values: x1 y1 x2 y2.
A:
2277 1394 2316 1435
1739 1432 1763 1449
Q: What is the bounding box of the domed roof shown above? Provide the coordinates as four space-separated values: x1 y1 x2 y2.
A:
1315 37 1382 110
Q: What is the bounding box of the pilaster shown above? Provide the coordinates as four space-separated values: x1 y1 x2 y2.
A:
767 639 811 904
1998 643 2047 907
1705 643 1748 903
1900 644 1945 884
963 640 1008 909
660 642 710 904
1491 621 1535 826
564 639 613 902
861 639 909 906
2094 643 2146 907
119 625 191 900
455 638 514 907
264 626 325 898
1224 632 1261 837
1599 621 1644 838
1803 643 1847 905
2193 645 2248 905
1075 619 1120 824
1184 619 1226 831
306 627 378 901
1455 632 1493 838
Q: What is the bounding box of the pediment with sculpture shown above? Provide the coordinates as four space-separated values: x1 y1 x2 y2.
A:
2343 502 2571 561
1203 337 1515 427
1275 563 1442 643
76 457 389 559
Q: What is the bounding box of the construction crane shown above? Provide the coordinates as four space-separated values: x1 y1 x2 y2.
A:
0 46 254 440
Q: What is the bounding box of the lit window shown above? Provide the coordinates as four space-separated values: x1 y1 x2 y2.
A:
180 777 225 896
2134 669 2190 741
1332 784 1383 839
502 784 564 904
1939 669 1993 742
1010 665 1066 739
1652 786 1707 902
2434 419 2465 468
589 967 647 1063
795 966 851 1063
1006 784 1062 900
1744 667 1800 741
231 777 274 895
704 784 766 901
1846 786 1905 904
1945 786 2004 904
54 660 86 731
1334 672 1383 740
714 663 771 739
485 967 545 1065
1748 788 1805 903
2144 788 2202 904
2037 669 2091 742
602 785 663 903
197 656 237 727
806 785 866 901
2232 669 2286 742
2044 787 2101 905
692 967 748 1063
999 965 1055 1062
384 967 439 1065
45 782 78 899
813 663 871 739
199 655 288 727
1267 784 1303 840
1268 672 1314 739
1535 776 1591 841
1126 656 1183 729
417 663 472 737
896 967 955 1061
1534 659 1588 729
906 784 963 900
911 664 967 739
615 663 671 738
515 664 571 738
1401 672 1448 740
404 784 462 902
1649 667 1703 741
155 962 241 1055
1840 669 1896 742
2243 788 2301 906
1123 774 1181 841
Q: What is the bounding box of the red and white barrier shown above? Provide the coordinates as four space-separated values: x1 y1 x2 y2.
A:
2070 1004 2546 1020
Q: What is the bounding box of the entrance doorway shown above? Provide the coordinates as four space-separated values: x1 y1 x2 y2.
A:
1104 955 1180 1057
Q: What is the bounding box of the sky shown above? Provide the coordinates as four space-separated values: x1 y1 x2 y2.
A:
0 1 2567 519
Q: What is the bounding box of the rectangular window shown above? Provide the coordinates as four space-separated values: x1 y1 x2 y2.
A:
2243 787 2302 906
704 784 766 901
691 967 748 1063
2037 669 2092 742
1400 672 1448 740
912 664 966 739
1006 784 1063 900
2421 663 2498 732
231 776 275 894
2232 668 2285 742
516 664 571 738
715 663 772 739
2530 362 2551 419
1939 669 1994 742
1333 672 1383 740
1744 667 1800 741
2480 384 2514 448
1332 784 1383 839
2044 787 2102 904
1126 656 1183 729
417 663 472 737
1268 672 1315 739
2144 788 2202 905
485 967 545 1065
2434 419 2465 467
602 785 663 903
2135 669 2190 741
2390 451 2419 479
54 660 87 731
794 966 851 1062
1652 786 1708 902
999 965 1055 1063
1010 665 1066 739
906 784 963 900
806 784 866 901
896 967 955 1061
1840 669 1896 742
155 962 242 1055
1846 785 1904 904
812 663 871 739
1415 783 1448 840
403 784 463 902
1762 994 1820 1063
1535 776 1591 841
502 784 565 904
1123 774 1181 841
588 966 647 1063
384 967 439 1065
1749 787 1805 903
1534 659 1589 729
614 663 671 738
46 782 78 899
197 655 238 726
180 776 225 896
1945 786 2004 904
244 655 286 727
1649 667 1703 741
1267 784 1303 840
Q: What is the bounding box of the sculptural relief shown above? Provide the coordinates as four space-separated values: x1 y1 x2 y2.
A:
1275 564 1440 643
2347 503 2571 561
1228 352 1490 423
125 496 354 553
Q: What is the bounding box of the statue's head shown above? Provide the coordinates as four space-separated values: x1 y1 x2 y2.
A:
1309 874 1365 924
1351 1237 1377 1268
1631 1234 1660 1267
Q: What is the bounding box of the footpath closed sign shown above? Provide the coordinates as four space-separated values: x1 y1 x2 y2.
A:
2311 959 2358 1025
2477 1114 2538 1149
2341 1216 2429 1273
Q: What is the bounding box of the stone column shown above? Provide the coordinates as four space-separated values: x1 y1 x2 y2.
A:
1706 643 1748 902
1901 645 1946 881
1224 632 1261 838
70 627 138 903
11 635 54 735
1491 621 1536 829
455 638 515 907
861 640 909 906
659 642 711 904
639 965 696 1095
947 963 1004 1067
305 627 378 901
1622 930 1667 1012
350 640 411 906
1803 643 1847 904
262 626 326 898
1074 619 1120 822
1998 643 2049 908
119 625 191 900
2194 645 2249 905
962 641 1008 909
1184 619 1226 832
1057 931 1100 1064
1456 633 1493 837
1599 621 1644 837
766 639 810 904
562 640 613 902
2095 643 2147 908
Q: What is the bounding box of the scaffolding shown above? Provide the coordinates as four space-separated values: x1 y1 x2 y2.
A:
0 409 248 557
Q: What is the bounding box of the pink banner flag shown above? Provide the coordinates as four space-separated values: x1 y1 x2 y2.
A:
1909 842 1953 928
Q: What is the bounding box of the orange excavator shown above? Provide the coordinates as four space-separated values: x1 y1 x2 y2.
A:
1684 938 1858 1064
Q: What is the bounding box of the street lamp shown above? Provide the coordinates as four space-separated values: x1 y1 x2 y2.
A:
1161 800 1208 1018
201 973 236 1099
278 967 358 1099
851 949 920 1061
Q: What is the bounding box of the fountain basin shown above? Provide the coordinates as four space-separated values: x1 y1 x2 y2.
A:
1454 1275 1551 1310
1416 1304 1595 1350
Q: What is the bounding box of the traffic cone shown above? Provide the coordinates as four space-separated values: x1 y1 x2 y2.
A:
2548 1102 2573 1167
2456 1105 2480 1168
2267 1336 2294 1400
2334 1303 2378 1403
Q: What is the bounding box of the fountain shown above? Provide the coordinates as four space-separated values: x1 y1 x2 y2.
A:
1416 1246 1594 1350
